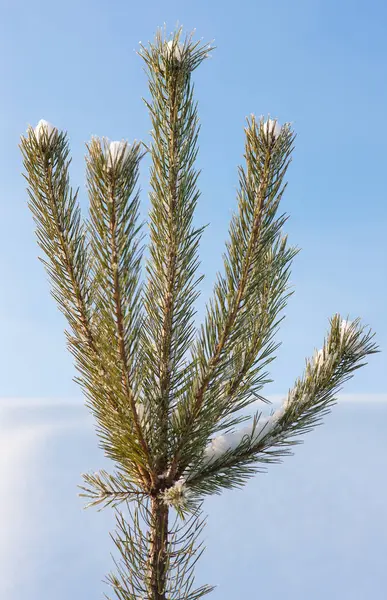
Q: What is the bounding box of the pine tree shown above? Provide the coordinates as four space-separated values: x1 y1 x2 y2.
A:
21 27 378 600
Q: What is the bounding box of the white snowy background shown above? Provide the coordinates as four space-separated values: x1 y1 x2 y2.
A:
1 395 386 599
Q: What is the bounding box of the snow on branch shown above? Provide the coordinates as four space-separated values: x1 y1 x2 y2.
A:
106 140 131 168
34 119 57 141
261 117 282 140
202 413 280 465
200 318 359 467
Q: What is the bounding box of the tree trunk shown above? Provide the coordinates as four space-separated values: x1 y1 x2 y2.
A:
148 495 169 600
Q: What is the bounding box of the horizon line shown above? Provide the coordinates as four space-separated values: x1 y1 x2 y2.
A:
1 393 387 409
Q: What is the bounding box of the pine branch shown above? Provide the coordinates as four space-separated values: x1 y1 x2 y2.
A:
86 138 153 486
170 117 296 478
21 126 150 488
218 234 299 419
183 315 379 496
139 30 212 475
21 126 95 353
79 469 147 510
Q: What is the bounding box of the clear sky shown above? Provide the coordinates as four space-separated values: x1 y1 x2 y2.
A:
0 0 385 398
0 1 386 597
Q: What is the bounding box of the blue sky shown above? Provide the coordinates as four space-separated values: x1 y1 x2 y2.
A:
0 0 385 397
0 0 386 597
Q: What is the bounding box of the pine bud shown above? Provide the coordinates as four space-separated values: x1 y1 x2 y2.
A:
34 119 57 143
262 118 281 140
107 141 130 168
160 479 191 509
165 40 183 62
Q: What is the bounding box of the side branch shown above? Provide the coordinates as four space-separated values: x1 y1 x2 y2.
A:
182 316 378 497
109 175 153 485
171 117 295 479
191 157 271 417
87 139 153 486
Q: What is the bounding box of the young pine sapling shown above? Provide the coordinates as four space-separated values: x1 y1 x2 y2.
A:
21 28 378 600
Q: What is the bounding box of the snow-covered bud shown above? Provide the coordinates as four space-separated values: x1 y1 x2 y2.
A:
107 141 130 169
165 39 183 62
160 479 191 509
262 118 281 140
34 119 57 143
